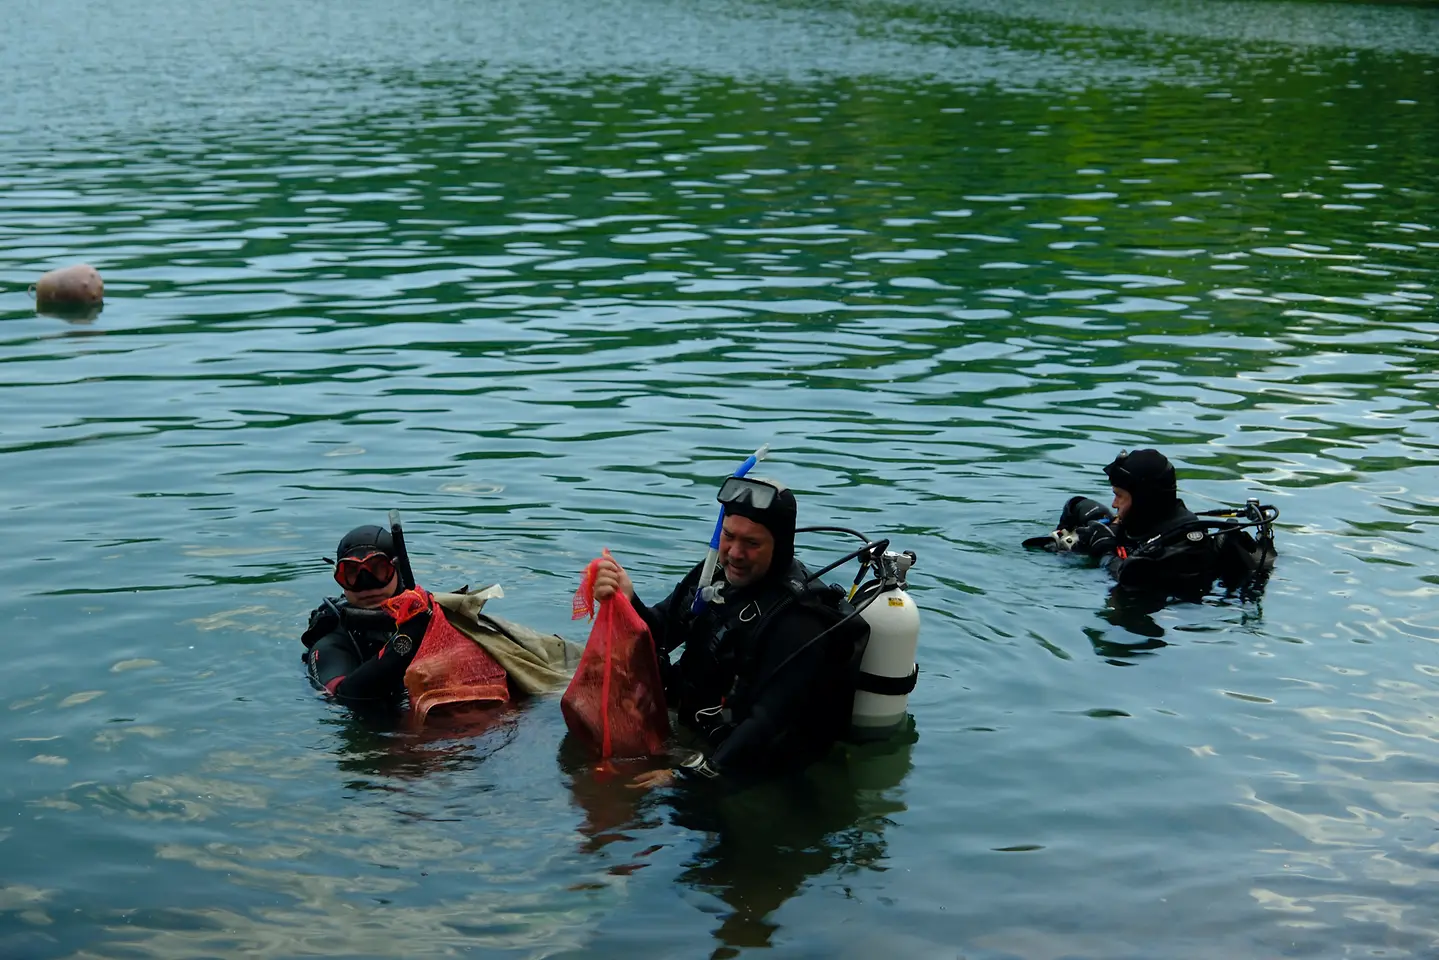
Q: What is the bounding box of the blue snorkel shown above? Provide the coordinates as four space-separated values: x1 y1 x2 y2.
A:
691 443 770 614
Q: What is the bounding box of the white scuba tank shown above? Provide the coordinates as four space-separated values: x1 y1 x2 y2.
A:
850 551 920 741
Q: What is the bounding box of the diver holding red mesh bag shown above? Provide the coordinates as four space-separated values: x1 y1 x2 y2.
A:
301 522 432 709
579 454 922 790
301 514 579 720
385 585 510 723
561 550 671 758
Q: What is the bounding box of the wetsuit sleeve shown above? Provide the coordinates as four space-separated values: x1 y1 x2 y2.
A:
306 626 361 692
1072 520 1119 557
631 564 703 657
632 587 679 655
706 607 835 778
306 615 428 706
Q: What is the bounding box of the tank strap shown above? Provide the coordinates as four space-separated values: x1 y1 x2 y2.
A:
857 664 918 696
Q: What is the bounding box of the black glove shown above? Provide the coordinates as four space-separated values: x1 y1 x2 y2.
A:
380 608 430 667
1074 519 1118 556
1058 496 1114 532
377 586 438 668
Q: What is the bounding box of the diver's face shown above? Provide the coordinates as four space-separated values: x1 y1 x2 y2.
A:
1111 485 1133 523
720 514 775 588
343 571 400 609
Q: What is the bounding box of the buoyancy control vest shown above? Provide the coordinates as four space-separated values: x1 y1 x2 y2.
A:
661 559 870 746
726 575 871 744
300 598 396 659
1112 501 1279 595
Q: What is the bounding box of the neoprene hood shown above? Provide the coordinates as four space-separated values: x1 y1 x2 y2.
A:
336 524 398 561
721 477 798 577
1104 449 1179 529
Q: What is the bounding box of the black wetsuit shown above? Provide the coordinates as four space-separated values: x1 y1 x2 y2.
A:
1101 499 1218 591
300 599 427 708
633 559 856 782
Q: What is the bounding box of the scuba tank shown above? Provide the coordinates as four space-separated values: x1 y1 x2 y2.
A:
717 522 924 749
850 548 920 742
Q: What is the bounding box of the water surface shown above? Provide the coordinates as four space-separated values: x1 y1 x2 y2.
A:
2 0 1438 957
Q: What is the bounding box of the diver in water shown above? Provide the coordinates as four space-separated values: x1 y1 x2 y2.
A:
589 477 860 789
300 524 432 708
1035 449 1276 595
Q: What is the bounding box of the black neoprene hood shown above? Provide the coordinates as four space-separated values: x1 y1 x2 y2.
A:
721 478 798 576
335 524 397 560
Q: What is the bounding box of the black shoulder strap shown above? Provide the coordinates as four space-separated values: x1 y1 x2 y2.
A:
300 598 345 649
857 665 918 696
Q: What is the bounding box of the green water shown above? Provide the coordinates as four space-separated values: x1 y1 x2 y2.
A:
2 0 1438 956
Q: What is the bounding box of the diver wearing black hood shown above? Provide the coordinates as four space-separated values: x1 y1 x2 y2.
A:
1047 449 1227 593
588 477 857 787
1103 449 1196 541
299 524 431 708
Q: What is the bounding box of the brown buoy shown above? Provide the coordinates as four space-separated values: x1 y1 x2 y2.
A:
32 263 104 317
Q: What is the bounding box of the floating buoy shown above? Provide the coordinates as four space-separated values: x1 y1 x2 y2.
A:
31 263 104 316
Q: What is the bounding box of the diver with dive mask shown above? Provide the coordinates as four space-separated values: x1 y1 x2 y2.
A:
300 524 432 707
589 475 861 787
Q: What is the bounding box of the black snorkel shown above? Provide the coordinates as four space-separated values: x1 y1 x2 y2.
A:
388 509 417 590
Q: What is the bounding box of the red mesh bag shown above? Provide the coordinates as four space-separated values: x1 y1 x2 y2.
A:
384 587 510 724
561 553 670 758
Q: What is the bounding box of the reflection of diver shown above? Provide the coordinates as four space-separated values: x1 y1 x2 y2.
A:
1087 568 1272 665
556 737 667 855
1084 589 1171 663
554 719 916 953
1025 449 1278 599
322 701 523 781
669 722 917 955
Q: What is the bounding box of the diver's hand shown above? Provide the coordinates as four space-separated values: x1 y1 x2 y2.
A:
627 768 676 790
593 555 635 603
382 586 435 625
1074 520 1119 556
379 612 428 667
379 587 433 665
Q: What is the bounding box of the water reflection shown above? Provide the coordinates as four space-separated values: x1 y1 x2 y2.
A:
676 727 915 957
561 722 915 957
34 301 103 324
1 0 1437 953
323 702 524 782
1088 579 1275 663
557 737 669 858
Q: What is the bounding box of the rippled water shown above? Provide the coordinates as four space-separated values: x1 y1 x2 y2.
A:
2 0 1438 956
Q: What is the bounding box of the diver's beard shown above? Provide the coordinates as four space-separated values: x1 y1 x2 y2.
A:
725 555 781 588
723 565 754 587
723 560 765 588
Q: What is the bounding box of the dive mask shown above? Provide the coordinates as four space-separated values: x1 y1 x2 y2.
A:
333 551 397 591
717 475 783 510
